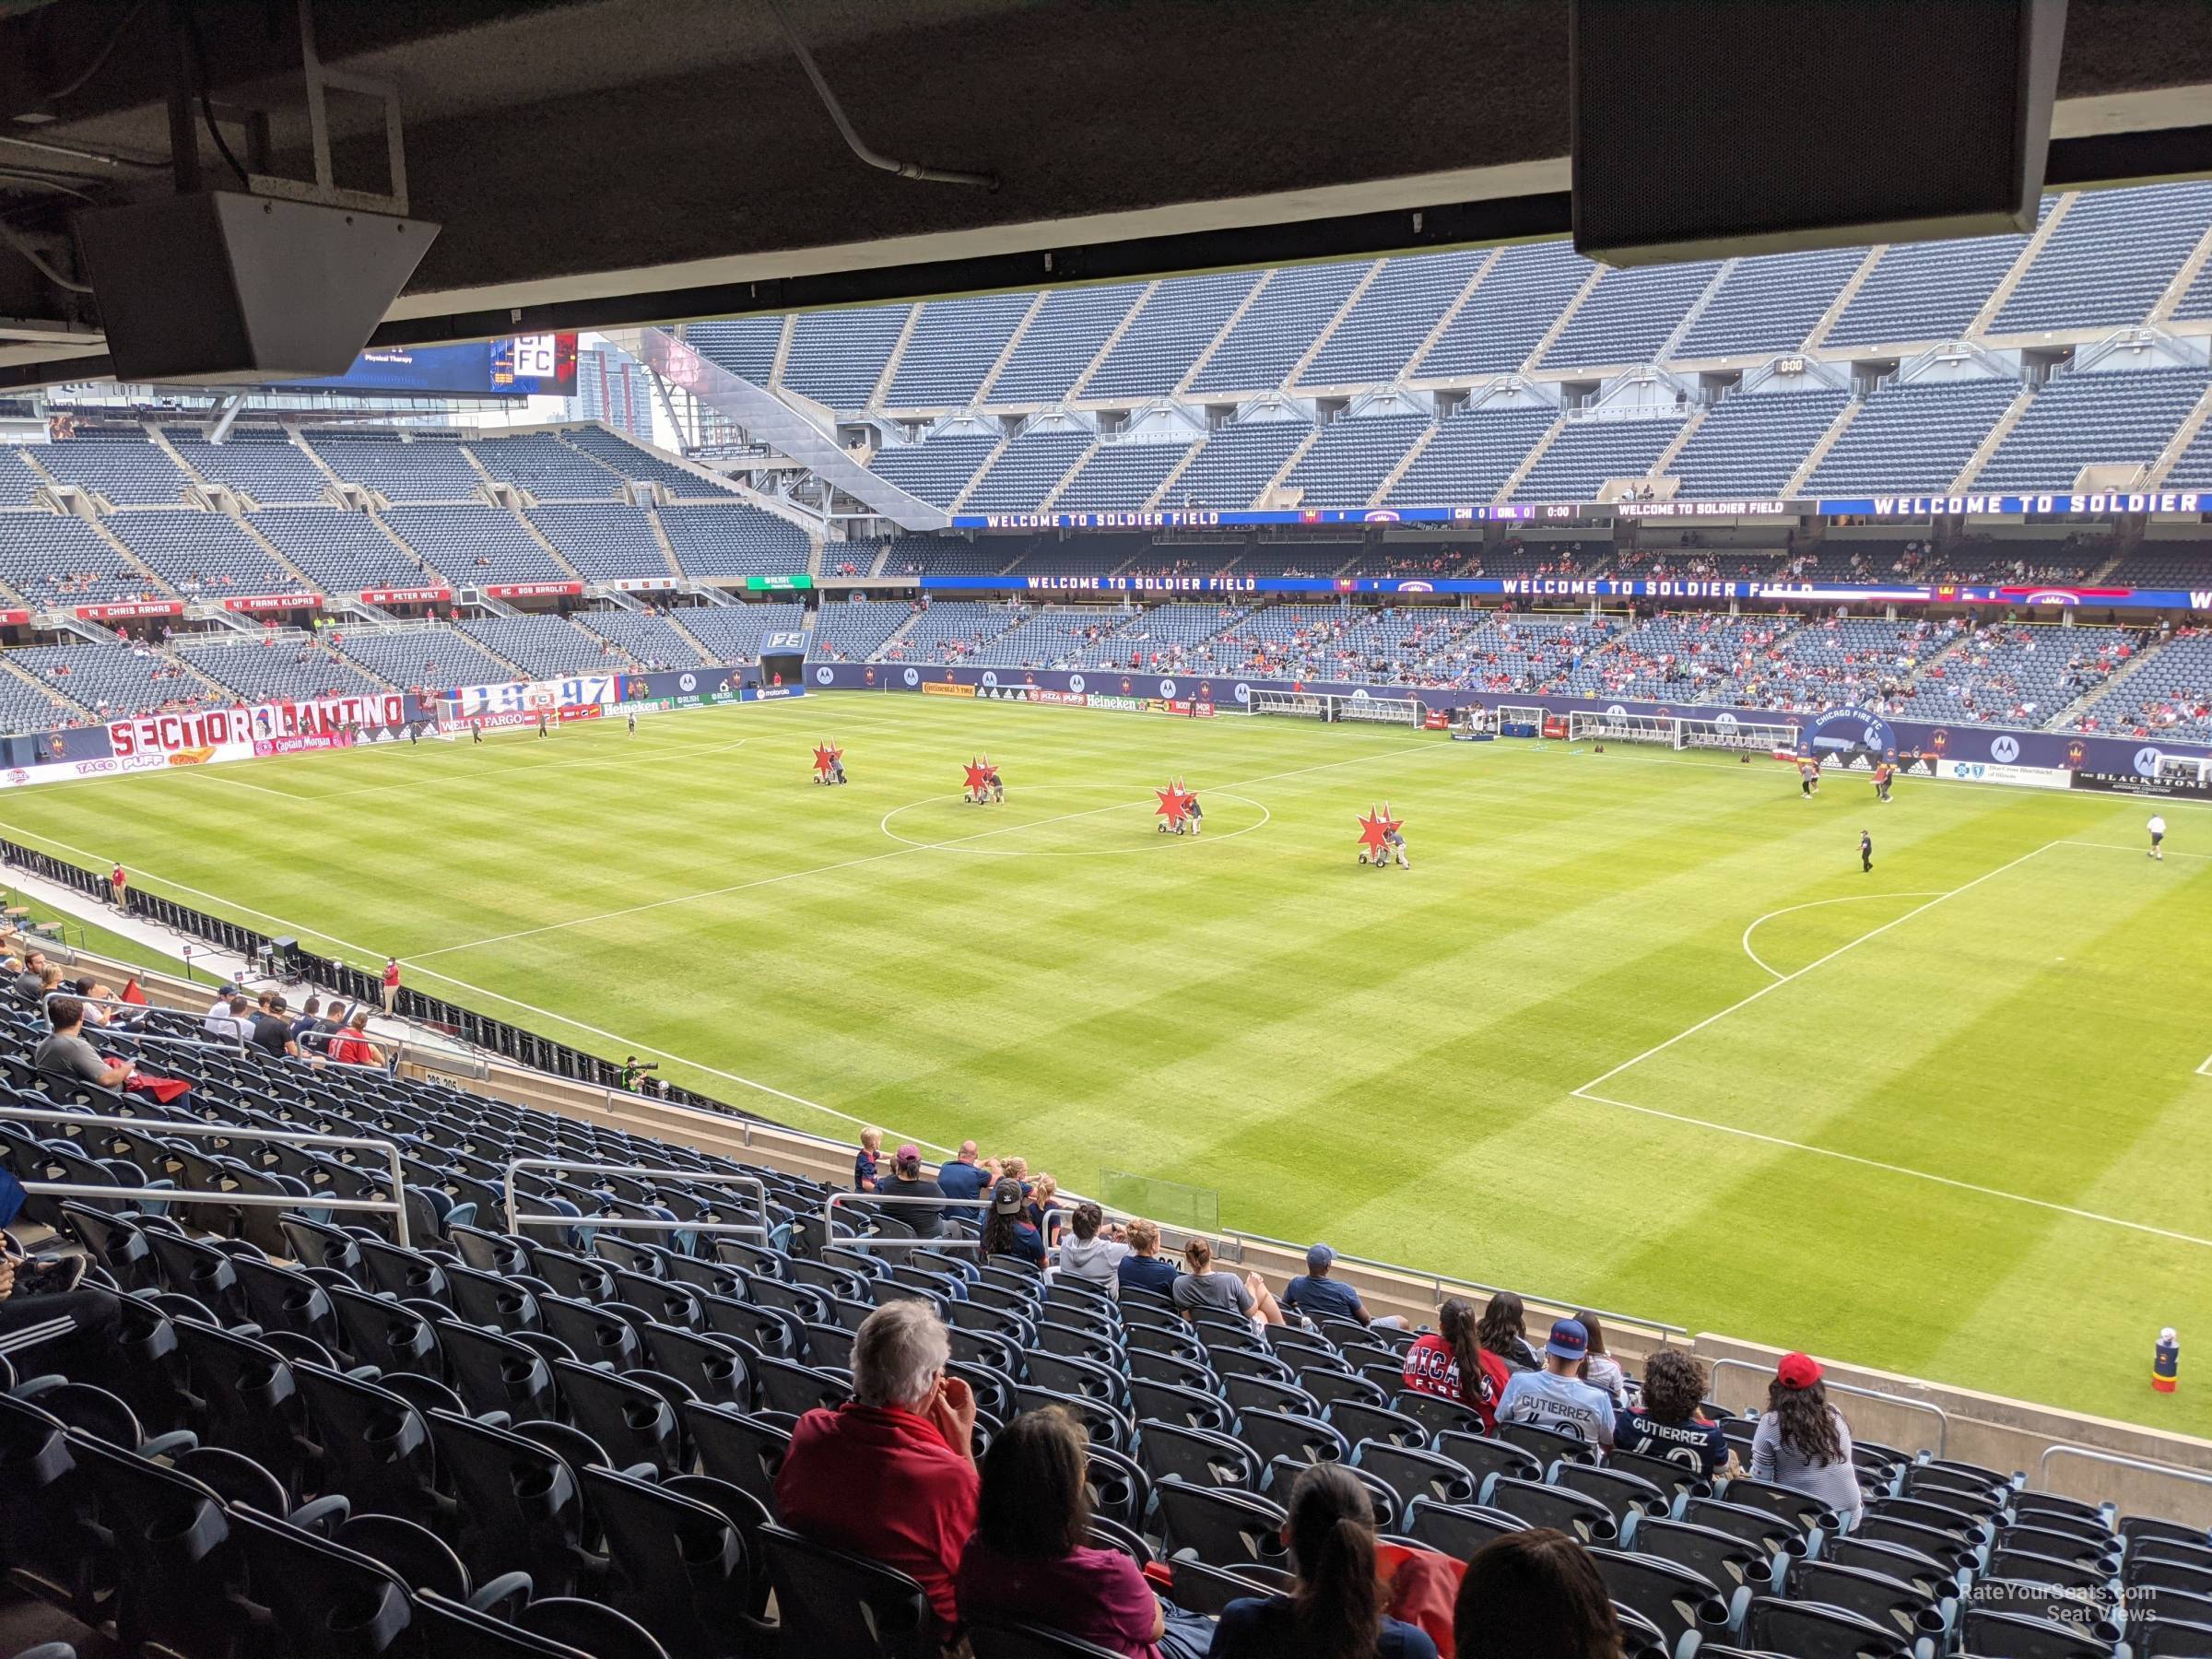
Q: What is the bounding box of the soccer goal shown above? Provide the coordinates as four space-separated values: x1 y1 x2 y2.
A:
1675 716 1800 753
1251 690 1423 726
1569 711 1677 745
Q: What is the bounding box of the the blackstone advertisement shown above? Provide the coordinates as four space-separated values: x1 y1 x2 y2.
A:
2073 769 2212 798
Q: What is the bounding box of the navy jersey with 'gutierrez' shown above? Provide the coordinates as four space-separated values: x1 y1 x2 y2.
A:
1612 1406 1729 1477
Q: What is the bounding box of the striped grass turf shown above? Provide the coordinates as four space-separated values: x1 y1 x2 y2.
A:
0 693 2206 1432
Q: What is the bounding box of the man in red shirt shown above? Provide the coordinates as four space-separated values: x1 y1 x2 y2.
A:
327 1011 382 1067
109 864 126 909
775 1300 978 1635
381 956 401 1015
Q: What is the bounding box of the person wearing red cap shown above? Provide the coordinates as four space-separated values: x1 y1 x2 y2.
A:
1749 1353 1863 1523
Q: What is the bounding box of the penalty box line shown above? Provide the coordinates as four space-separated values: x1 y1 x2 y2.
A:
1571 1088 2212 1251
1570 837 2212 1249
1572 840 2062 1100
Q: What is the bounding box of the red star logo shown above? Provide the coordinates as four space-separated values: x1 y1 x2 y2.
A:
1357 804 1400 855
1155 781 1192 826
812 743 842 776
964 758 994 793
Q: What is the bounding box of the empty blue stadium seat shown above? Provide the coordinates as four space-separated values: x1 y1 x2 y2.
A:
253 509 429 594
309 432 485 501
990 286 1147 406
1540 262 1723 371
963 429 1095 513
1992 182 2212 335
1168 422 1312 511
529 505 673 582
868 434 1001 508
1513 417 1682 503
656 503 811 579
1084 272 1263 402
573 610 712 668
1301 251 1488 386
684 316 783 383
1975 366 2208 493
163 426 331 504
887 295 1033 409
1053 439 1197 512
1386 406 1552 506
1826 204 2046 347
1281 413 1429 507
1805 378 2019 496
1663 388 1848 500
470 433 623 500
1418 243 1595 380
382 505 573 584
25 425 187 505
1672 248 1865 360
1192 264 1373 394
782 307 912 408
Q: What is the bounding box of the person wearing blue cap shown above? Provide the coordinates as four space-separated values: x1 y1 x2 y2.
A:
1281 1243 1408 1331
1495 1317 1616 1450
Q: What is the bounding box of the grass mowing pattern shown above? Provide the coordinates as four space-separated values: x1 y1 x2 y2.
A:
1 695 2206 1431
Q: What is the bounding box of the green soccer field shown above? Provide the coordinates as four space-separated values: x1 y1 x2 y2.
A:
4 694 2208 1431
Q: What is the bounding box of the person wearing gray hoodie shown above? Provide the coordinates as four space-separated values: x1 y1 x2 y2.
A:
1054 1202 1129 1298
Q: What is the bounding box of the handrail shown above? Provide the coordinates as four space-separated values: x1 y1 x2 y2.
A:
1224 1227 1689 1343
1709 1358 1949 1457
3 1105 411 1245
503 1159 770 1241
2038 1442 2212 1501
826 1191 993 1252
40 989 245 1053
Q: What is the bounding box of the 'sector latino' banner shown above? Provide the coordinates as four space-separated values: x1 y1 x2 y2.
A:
109 692 410 759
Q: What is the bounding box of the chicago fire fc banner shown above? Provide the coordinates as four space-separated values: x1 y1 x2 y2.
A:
108 691 411 762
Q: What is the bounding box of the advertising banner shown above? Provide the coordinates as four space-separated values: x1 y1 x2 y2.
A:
359 587 453 606
76 601 183 621
921 681 977 699
446 674 620 720
948 488 2212 533
924 571 2212 614
109 691 409 760
1935 759 2073 791
2072 769 2212 799
221 594 322 614
481 582 583 599
806 661 2212 775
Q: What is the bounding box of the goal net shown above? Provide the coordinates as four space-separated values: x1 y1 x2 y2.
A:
1675 716 1800 752
1569 711 1676 745
1250 691 1423 726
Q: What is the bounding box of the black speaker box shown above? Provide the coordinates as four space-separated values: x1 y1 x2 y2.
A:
1571 0 2065 265
74 191 438 383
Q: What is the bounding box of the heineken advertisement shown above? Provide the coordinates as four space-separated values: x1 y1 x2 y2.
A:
746 573 815 592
